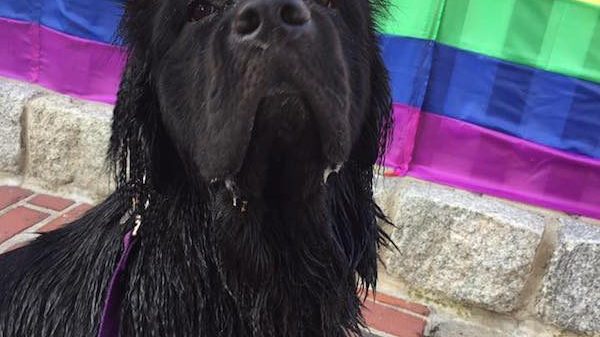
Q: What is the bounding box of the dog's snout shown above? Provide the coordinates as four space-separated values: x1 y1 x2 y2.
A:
233 0 311 37
280 2 311 26
234 5 261 35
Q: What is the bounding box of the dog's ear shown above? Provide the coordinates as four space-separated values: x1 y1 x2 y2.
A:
108 52 158 189
356 46 394 288
118 0 155 52
110 1 197 193
330 24 393 291
358 0 394 168
108 0 161 189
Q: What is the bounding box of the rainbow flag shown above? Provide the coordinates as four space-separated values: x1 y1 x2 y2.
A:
0 1 124 103
0 0 599 219
380 0 600 219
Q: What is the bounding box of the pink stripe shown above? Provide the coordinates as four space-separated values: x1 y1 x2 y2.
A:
386 104 600 219
0 19 33 83
382 105 422 175
0 17 125 104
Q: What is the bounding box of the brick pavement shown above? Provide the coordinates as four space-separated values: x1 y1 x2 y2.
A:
0 184 430 337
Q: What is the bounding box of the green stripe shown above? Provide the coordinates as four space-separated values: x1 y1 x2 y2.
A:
504 0 555 64
378 0 600 84
585 14 600 70
437 0 470 43
378 0 445 39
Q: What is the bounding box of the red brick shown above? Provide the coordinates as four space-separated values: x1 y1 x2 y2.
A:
0 206 49 243
28 194 75 211
0 186 33 211
39 203 93 233
362 300 426 337
366 291 430 317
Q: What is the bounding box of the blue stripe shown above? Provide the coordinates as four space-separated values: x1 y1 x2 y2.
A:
381 35 600 159
0 0 123 44
380 36 434 109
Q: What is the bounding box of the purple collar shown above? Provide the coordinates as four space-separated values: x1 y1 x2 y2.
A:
97 230 137 337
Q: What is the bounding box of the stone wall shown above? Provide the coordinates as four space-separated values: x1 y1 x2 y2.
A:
1 76 599 336
0 77 113 201
375 178 600 337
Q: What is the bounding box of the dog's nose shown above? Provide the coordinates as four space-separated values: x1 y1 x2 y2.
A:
234 0 311 37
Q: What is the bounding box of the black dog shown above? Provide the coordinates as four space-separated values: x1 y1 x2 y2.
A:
0 0 392 336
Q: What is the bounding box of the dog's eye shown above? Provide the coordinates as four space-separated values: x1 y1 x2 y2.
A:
318 0 335 8
188 0 218 21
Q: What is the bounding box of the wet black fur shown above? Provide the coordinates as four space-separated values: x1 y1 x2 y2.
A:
0 0 393 336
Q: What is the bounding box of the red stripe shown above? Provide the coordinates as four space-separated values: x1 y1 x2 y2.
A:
385 104 600 220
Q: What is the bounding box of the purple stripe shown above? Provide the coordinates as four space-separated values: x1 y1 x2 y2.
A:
385 104 600 220
0 17 125 104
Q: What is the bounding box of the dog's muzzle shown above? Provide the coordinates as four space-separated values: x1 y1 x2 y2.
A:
195 0 350 183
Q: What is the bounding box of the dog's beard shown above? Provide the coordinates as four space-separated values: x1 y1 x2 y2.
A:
207 184 358 336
